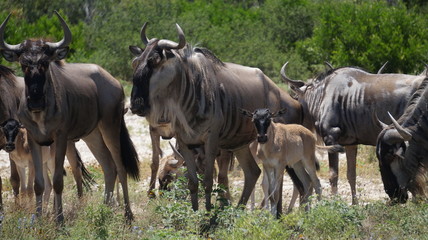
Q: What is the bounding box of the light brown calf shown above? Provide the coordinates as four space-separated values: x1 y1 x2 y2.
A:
1 119 93 208
243 108 343 217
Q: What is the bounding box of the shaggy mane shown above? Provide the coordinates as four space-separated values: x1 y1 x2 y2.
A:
0 65 15 79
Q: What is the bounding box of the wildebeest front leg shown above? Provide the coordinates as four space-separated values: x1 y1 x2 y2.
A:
178 140 199 210
204 139 219 211
83 130 117 205
52 136 67 224
148 128 161 197
346 145 358 205
28 136 44 217
234 145 261 207
328 152 339 195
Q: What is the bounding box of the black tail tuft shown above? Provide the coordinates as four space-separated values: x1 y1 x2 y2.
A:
329 145 345 153
120 117 140 180
315 158 320 171
75 149 96 190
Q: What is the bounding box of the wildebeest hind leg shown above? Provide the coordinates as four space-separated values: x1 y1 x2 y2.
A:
216 150 232 206
9 159 20 199
234 146 261 207
292 161 312 211
65 141 84 198
177 140 200 210
98 124 135 222
345 145 358 205
83 130 117 204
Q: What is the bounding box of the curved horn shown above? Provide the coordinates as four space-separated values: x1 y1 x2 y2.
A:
157 23 186 50
373 111 388 129
377 61 388 74
280 62 306 91
325 61 334 70
168 141 184 163
388 112 412 141
46 11 72 49
0 13 20 51
140 22 149 46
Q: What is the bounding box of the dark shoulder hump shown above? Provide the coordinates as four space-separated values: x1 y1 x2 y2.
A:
314 66 366 82
194 47 225 67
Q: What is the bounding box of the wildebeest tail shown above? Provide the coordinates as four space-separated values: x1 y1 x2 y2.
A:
120 117 140 180
76 149 96 190
285 166 304 196
316 144 345 153
315 157 320 171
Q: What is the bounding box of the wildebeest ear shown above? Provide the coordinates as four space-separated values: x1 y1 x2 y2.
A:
53 47 69 60
1 50 19 62
239 108 253 118
129 45 143 56
167 159 180 168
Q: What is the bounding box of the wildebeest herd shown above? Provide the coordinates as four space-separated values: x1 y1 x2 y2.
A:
0 12 427 225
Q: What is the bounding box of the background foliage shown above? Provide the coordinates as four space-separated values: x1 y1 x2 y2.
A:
0 0 427 82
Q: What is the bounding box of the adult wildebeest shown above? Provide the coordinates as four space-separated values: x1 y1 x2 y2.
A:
281 62 424 204
0 12 139 223
376 75 428 203
129 23 302 211
0 65 93 202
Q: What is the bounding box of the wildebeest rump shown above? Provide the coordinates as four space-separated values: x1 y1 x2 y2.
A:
0 12 139 223
281 62 424 204
129 23 302 211
376 76 428 202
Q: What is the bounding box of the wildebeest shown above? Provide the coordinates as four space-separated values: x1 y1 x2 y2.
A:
0 64 93 202
0 12 139 223
1 118 94 204
158 141 233 205
281 62 424 204
242 108 344 217
376 75 428 203
129 23 302 211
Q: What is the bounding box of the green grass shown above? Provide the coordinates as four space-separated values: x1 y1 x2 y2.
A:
1 165 427 239
0 142 426 239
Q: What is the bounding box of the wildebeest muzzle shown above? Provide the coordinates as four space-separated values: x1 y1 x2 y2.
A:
25 75 46 112
4 142 16 152
130 97 149 116
257 134 268 143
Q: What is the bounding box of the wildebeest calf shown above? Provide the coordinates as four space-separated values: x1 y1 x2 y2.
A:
242 108 343 217
0 119 93 206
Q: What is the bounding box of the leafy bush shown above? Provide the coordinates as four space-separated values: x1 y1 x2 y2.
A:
297 0 428 74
